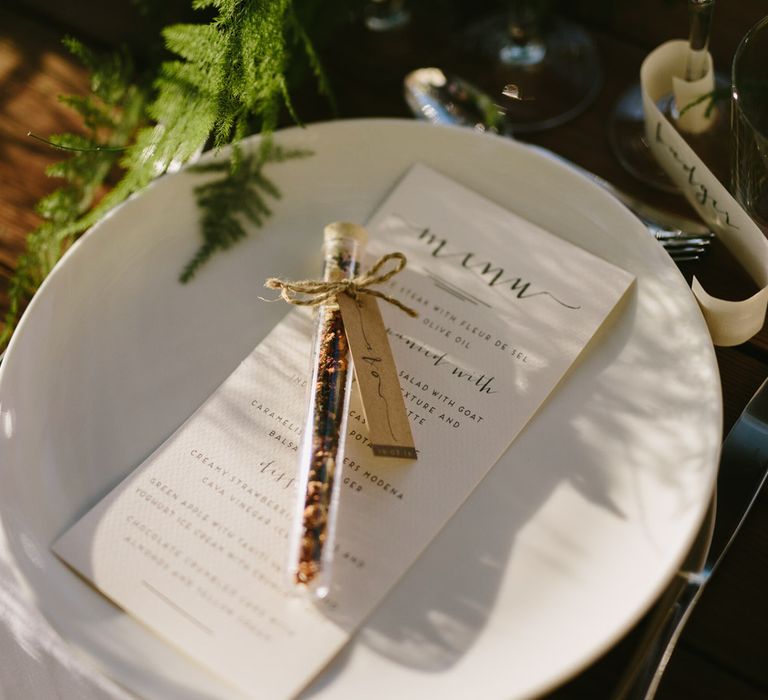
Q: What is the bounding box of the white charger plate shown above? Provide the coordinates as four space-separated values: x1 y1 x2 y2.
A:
0 119 721 700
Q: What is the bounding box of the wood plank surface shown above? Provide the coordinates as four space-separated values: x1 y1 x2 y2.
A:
0 8 91 310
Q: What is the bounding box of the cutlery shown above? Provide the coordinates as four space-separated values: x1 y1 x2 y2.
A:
403 68 714 261
613 376 768 699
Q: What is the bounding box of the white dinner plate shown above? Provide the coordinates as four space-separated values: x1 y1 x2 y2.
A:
0 119 721 700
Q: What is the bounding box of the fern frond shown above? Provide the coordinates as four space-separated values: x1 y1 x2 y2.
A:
2 0 353 352
0 45 147 351
180 143 311 283
58 94 117 130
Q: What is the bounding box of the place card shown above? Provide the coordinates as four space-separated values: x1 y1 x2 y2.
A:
641 40 768 345
336 290 417 459
53 163 634 699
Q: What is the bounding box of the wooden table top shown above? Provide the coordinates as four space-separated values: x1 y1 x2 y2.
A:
1 1 767 698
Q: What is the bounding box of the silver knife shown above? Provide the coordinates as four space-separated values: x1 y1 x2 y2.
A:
612 376 768 700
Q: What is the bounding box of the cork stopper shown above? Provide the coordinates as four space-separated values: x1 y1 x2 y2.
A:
324 221 369 244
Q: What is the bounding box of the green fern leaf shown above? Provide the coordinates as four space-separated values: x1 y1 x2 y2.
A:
180 143 311 283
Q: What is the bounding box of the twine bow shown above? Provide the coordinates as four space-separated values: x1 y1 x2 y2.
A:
264 252 418 317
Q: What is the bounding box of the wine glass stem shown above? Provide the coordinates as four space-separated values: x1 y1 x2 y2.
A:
503 0 549 66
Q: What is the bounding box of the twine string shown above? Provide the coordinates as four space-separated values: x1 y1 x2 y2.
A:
264 251 418 317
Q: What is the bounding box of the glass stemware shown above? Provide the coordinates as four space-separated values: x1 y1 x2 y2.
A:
364 0 410 32
732 15 768 234
462 0 601 133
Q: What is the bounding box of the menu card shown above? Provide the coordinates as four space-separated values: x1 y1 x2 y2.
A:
54 164 634 699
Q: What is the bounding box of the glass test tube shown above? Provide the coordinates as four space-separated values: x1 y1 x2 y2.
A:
290 221 368 597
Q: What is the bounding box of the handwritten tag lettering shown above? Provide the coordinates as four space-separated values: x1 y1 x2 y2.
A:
336 293 417 460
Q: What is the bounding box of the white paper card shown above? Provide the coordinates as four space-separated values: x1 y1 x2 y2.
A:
54 163 634 699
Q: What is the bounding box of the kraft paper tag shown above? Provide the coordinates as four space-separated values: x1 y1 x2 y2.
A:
336 293 417 460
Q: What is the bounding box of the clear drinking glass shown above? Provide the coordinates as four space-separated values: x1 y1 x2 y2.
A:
732 15 768 234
